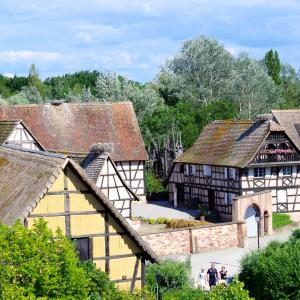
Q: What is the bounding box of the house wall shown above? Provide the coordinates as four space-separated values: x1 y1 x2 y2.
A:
168 163 240 217
241 165 300 212
115 161 146 201
6 123 42 150
27 165 146 291
97 158 134 219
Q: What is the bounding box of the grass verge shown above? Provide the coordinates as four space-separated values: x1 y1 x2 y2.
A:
272 213 293 229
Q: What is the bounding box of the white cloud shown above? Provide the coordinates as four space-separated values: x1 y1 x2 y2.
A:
0 51 59 62
3 73 15 78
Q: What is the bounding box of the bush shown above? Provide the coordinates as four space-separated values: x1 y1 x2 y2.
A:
145 170 166 198
239 234 300 300
166 219 207 229
163 287 206 300
146 258 192 297
272 213 292 229
148 218 155 225
209 278 253 300
157 217 169 224
0 219 89 299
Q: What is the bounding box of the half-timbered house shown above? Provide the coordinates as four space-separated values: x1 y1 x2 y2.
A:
0 120 44 150
81 143 140 219
168 115 300 218
0 145 157 291
0 101 148 201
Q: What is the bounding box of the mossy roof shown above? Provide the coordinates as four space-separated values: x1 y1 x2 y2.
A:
175 119 284 168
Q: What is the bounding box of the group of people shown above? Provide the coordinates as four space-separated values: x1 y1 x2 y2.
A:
198 263 229 290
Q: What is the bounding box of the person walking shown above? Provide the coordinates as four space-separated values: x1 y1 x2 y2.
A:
207 263 219 289
198 268 206 290
219 266 228 285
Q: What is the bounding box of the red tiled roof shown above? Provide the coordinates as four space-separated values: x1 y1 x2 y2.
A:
0 102 148 162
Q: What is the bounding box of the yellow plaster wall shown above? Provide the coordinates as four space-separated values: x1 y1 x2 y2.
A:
47 172 64 192
32 194 65 214
69 193 104 212
70 214 105 236
92 237 106 257
110 256 141 279
110 235 140 256
95 260 106 272
108 216 125 233
67 168 87 191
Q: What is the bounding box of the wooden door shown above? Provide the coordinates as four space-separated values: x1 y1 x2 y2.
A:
176 183 184 207
208 190 215 211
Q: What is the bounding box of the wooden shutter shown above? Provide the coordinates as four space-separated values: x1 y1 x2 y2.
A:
73 238 90 262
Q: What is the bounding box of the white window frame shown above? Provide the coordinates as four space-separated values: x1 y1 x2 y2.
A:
224 193 234 205
254 167 265 178
184 164 189 175
281 166 292 176
203 165 212 177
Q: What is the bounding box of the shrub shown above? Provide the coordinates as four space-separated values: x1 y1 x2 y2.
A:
146 258 192 297
209 278 253 300
239 234 300 300
0 219 89 299
272 213 292 229
166 219 207 229
148 218 155 225
157 217 169 224
163 288 207 300
145 170 166 198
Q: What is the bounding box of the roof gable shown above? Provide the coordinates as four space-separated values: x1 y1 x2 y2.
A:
272 109 300 151
0 102 148 161
0 146 156 262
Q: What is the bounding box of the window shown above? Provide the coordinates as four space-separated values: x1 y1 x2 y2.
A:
180 164 185 173
72 238 90 262
184 164 189 175
254 167 265 178
224 193 235 205
203 165 212 177
189 165 196 176
228 168 235 179
282 166 292 176
191 188 196 198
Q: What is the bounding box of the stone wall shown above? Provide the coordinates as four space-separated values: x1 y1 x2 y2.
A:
141 222 246 257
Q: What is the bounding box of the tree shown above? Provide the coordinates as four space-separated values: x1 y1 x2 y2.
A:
263 49 281 85
159 36 235 105
27 64 47 98
232 53 281 119
239 231 300 300
0 219 89 299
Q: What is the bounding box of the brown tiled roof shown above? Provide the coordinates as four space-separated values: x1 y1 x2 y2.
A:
175 119 278 168
272 110 300 151
0 145 157 262
0 102 148 162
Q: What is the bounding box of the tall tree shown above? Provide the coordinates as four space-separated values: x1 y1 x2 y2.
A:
263 49 281 85
159 36 235 105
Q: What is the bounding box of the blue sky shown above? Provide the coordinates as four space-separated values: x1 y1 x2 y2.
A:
0 0 299 82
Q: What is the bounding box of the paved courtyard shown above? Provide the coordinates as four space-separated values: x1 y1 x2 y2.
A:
132 200 198 219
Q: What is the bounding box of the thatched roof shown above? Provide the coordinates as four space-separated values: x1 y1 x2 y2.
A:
0 102 148 162
175 119 286 168
272 109 300 151
0 146 157 262
81 144 140 201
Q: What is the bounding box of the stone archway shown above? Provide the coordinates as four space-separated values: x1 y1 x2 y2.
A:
244 204 260 237
232 191 273 237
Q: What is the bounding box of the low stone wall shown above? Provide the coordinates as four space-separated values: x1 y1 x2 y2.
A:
141 221 246 256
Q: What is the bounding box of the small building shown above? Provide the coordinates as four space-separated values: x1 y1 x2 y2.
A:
0 101 148 201
0 120 44 150
0 145 157 291
168 115 300 219
81 143 140 219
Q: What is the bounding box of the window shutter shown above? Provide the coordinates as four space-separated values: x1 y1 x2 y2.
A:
224 193 228 205
224 167 228 179
185 165 189 175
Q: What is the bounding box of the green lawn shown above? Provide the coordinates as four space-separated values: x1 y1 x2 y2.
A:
272 213 293 229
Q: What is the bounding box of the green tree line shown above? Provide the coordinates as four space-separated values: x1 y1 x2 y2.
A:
1 36 300 149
